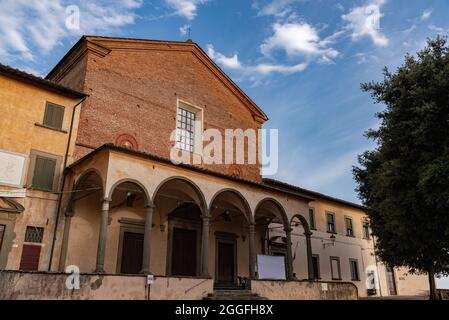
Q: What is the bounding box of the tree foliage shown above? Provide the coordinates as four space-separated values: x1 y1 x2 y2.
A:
354 37 449 298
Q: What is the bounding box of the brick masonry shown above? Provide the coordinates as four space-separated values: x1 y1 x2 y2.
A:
48 37 267 182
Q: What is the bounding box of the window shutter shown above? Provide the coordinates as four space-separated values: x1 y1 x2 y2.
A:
43 103 64 129
32 156 57 191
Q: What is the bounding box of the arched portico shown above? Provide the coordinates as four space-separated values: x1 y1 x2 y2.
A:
209 188 253 287
59 169 104 271
291 214 314 280
254 198 294 280
107 178 153 274
153 176 208 277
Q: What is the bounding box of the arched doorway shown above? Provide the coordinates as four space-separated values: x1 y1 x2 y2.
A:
60 169 104 272
153 177 207 277
108 179 151 275
209 189 252 288
254 198 293 280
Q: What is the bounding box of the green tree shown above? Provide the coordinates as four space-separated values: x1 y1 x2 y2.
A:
354 37 449 300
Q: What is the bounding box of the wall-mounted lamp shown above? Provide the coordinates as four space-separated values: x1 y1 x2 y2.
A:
322 234 336 248
126 192 136 207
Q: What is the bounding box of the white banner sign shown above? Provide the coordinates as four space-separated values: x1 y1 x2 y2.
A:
0 150 27 187
257 254 286 280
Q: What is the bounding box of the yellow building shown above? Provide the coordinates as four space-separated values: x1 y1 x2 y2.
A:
0 64 86 271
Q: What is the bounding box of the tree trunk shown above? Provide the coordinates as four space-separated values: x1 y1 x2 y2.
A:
428 267 438 300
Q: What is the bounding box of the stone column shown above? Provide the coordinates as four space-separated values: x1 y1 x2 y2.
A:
58 212 73 272
141 203 155 274
305 231 314 280
249 222 256 279
284 227 294 280
95 199 110 273
201 209 210 277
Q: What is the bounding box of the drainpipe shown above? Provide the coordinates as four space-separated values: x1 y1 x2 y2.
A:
47 96 87 271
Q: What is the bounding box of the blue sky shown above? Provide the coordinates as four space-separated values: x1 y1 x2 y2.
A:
1 0 449 205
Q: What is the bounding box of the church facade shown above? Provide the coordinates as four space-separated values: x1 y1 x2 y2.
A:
0 36 428 299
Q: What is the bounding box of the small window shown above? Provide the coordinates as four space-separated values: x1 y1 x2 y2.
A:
312 254 320 279
43 102 65 130
326 212 336 233
350 259 360 281
31 155 57 191
24 226 44 243
176 107 196 152
345 217 354 237
309 208 316 230
362 220 370 239
330 256 341 280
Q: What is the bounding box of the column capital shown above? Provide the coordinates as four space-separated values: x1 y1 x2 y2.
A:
284 227 293 233
101 199 110 211
145 203 156 209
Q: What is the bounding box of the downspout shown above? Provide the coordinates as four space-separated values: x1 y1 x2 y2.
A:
48 96 87 271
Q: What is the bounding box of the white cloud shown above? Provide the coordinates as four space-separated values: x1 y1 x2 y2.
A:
207 44 307 76
164 0 208 20
0 0 142 62
249 62 307 75
420 9 432 21
260 22 339 61
207 45 242 70
254 0 303 18
428 25 448 33
342 0 389 47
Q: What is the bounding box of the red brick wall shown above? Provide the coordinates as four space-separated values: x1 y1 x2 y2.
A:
50 39 264 182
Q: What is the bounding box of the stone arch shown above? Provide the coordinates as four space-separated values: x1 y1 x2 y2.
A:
254 197 293 280
67 168 104 216
254 197 290 229
208 188 252 223
153 176 208 277
152 176 207 213
290 213 314 280
290 214 312 235
107 178 151 207
74 168 104 191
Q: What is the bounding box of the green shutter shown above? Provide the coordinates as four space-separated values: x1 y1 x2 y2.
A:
32 156 57 191
43 103 64 129
309 208 315 229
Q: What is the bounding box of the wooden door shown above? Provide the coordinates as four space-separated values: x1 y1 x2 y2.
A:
171 228 197 276
217 241 235 285
19 244 41 271
120 232 144 274
386 266 397 295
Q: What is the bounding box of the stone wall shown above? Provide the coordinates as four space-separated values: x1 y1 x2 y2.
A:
251 280 358 300
0 271 213 300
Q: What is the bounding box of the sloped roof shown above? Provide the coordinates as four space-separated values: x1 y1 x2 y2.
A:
262 178 365 210
46 35 268 122
0 63 86 98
